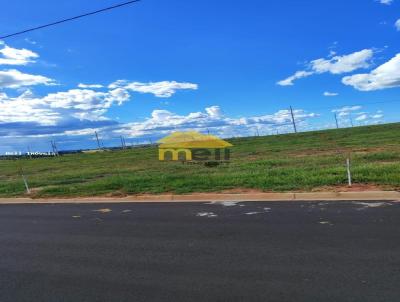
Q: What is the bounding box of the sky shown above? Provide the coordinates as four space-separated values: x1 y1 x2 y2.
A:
0 0 400 153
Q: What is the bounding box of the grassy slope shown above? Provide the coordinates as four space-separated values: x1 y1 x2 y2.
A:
1 123 400 198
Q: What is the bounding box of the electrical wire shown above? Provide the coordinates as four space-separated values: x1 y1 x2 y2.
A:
0 0 141 40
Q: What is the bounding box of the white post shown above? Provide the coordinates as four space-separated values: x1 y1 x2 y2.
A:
21 173 31 194
346 158 352 187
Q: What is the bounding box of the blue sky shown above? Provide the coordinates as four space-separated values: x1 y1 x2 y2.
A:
0 0 400 152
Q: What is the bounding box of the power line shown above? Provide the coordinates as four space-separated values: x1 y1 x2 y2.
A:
0 0 141 40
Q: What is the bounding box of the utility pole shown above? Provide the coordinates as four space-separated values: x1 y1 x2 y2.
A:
256 128 260 137
334 113 339 129
51 140 59 156
289 106 297 133
95 131 101 150
349 114 354 127
120 136 126 149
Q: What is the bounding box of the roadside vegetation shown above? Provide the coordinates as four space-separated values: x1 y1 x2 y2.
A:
1 123 399 198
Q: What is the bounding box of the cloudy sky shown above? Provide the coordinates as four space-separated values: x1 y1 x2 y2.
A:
0 0 399 153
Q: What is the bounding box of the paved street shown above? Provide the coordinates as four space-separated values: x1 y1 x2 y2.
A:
0 201 399 302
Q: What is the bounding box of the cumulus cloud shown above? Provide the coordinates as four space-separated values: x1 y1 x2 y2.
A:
332 105 363 118
114 106 318 139
0 43 203 152
78 83 104 89
278 49 374 86
0 77 198 128
396 19 400 31
311 49 373 74
331 106 384 126
44 89 129 110
342 54 400 91
0 69 54 89
205 106 223 118
0 43 39 65
353 111 384 124
0 43 53 89
0 104 320 153
324 91 339 96
0 87 132 127
0 91 60 125
109 80 198 97
379 0 393 4
43 88 131 121
356 114 368 121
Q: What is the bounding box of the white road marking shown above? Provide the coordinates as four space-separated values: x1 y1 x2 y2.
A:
353 202 392 209
196 212 218 218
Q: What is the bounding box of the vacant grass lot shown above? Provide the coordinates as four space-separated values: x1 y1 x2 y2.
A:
1 123 399 198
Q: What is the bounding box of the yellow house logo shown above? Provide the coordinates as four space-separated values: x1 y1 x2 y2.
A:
158 131 233 161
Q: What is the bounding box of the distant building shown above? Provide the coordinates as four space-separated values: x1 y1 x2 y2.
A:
158 131 233 161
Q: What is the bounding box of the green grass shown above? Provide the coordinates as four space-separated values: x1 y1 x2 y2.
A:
1 123 400 198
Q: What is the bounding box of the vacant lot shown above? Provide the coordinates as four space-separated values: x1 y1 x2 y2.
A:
1 123 400 198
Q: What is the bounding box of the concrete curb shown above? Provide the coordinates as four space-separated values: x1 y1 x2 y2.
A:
0 191 399 204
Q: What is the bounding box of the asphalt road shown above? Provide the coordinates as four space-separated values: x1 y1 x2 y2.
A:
0 201 399 302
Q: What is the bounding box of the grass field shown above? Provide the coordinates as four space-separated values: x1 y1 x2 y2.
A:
1 123 400 198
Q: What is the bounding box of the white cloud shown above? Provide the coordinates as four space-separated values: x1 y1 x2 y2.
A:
44 89 111 110
42 88 131 121
109 80 198 97
0 86 132 126
311 49 373 74
332 106 362 117
0 69 54 89
108 88 130 104
114 106 318 139
278 49 374 86
379 0 393 4
0 43 204 149
0 92 60 125
0 77 199 127
342 54 400 91
356 114 368 121
63 128 103 136
277 71 313 86
346 110 385 124
78 83 104 89
395 19 400 31
323 91 339 96
0 43 39 65
205 106 223 118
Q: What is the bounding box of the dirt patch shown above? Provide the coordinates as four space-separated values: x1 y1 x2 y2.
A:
219 188 269 194
104 191 128 198
311 183 393 192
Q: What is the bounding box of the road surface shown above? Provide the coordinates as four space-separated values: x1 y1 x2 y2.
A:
1 201 399 302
